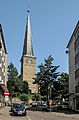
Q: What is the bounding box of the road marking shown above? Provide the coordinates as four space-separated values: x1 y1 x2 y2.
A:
27 115 32 120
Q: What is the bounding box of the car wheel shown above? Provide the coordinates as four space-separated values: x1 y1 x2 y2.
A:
11 112 14 116
23 111 26 116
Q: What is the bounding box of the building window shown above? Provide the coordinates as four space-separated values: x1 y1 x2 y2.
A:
4 72 5 76
76 96 79 110
2 68 4 73
31 59 33 64
0 63 2 67
75 31 79 41
75 45 79 55
0 42 2 49
2 57 4 62
0 50 2 56
75 69 79 79
75 61 79 70
0 76 1 81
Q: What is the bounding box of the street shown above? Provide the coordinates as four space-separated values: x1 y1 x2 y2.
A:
0 106 79 120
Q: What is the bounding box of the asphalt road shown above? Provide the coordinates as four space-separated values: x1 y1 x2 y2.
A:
0 106 79 120
27 110 79 120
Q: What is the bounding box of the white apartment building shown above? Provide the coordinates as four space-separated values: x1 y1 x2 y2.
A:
0 24 8 106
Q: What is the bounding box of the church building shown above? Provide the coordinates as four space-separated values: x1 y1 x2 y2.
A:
21 11 37 93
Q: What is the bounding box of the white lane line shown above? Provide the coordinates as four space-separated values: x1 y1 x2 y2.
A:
27 115 32 120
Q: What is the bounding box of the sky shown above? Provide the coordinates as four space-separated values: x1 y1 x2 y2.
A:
0 0 79 74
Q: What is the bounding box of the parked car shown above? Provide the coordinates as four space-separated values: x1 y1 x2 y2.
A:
10 103 27 116
62 102 69 109
37 101 48 111
56 102 62 109
56 102 69 110
32 101 38 107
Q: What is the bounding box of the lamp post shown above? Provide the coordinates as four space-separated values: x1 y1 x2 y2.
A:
48 82 53 111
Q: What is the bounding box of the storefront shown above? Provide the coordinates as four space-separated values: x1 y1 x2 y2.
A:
69 93 79 111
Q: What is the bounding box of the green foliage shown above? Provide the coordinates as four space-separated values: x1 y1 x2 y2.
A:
22 81 29 93
14 79 29 94
13 92 21 98
7 62 29 98
20 94 28 101
28 94 32 100
40 84 47 96
41 96 47 101
49 72 69 98
58 72 69 96
7 62 18 81
32 93 41 101
33 55 60 98
7 62 18 97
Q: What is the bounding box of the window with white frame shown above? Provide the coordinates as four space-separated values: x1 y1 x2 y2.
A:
0 76 1 81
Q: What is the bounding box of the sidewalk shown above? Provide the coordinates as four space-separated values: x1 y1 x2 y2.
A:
52 109 79 119
0 106 10 116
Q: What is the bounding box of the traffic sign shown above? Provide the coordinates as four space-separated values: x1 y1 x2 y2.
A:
4 90 9 96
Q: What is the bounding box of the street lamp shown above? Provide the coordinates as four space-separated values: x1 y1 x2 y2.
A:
48 82 53 111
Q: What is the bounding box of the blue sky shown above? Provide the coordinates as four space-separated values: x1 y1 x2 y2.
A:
0 0 79 74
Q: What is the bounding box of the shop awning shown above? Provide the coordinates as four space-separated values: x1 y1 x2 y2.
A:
0 84 7 91
63 92 75 97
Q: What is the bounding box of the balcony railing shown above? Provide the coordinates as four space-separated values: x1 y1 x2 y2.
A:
75 85 79 93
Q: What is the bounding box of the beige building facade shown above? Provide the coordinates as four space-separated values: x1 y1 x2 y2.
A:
67 21 79 111
21 11 37 93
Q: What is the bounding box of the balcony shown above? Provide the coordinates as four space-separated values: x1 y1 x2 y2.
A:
75 85 79 93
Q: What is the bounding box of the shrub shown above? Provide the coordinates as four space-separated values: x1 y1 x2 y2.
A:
20 94 28 101
32 93 41 101
41 96 47 101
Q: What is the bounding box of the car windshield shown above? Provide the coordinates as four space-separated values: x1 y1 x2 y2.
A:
13 104 24 109
62 103 68 105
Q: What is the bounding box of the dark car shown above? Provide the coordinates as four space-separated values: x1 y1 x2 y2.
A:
10 103 27 116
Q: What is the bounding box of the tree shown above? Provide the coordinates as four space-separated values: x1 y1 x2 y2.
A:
7 63 29 98
32 93 41 101
33 55 60 98
20 93 28 101
14 78 23 93
58 72 69 96
22 81 29 94
7 62 18 97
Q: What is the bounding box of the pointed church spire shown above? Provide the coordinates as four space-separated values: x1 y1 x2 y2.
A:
21 11 37 93
22 10 34 57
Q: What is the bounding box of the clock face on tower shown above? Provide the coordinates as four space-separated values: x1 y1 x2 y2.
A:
26 59 34 64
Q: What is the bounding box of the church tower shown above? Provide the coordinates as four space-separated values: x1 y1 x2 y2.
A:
21 11 37 93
